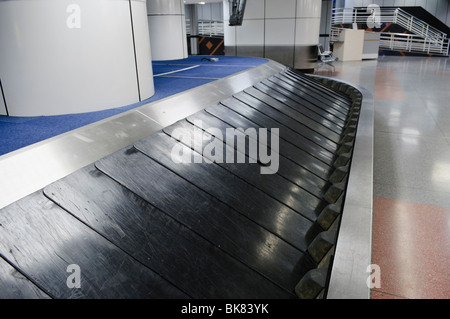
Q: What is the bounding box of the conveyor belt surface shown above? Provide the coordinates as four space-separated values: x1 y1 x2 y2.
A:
0 68 362 299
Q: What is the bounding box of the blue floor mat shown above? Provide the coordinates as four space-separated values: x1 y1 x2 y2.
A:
159 65 251 79
153 55 267 67
0 56 267 156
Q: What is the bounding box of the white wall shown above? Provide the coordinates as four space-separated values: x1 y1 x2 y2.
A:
0 0 154 116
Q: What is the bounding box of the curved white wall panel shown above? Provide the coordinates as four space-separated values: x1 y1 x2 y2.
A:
0 0 154 116
147 0 188 61
130 0 155 101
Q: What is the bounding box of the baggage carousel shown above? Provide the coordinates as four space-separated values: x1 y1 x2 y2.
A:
0 60 374 299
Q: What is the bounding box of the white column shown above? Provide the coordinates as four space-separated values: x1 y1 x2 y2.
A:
0 0 154 116
147 0 188 61
294 0 322 70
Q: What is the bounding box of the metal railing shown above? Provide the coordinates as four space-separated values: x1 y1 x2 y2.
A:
330 27 341 42
186 19 224 37
332 7 447 41
393 8 446 42
379 32 449 55
330 26 449 56
332 7 395 25
331 7 449 56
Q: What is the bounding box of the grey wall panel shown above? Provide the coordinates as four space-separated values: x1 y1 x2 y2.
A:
415 0 427 9
436 0 449 25
425 0 438 16
265 46 295 67
393 0 406 6
198 2 209 20
224 0 322 69
294 45 318 69
320 0 332 51
236 45 265 58
244 0 265 19
447 1 450 26
224 45 237 56
197 2 224 20
211 2 224 20
320 0 330 34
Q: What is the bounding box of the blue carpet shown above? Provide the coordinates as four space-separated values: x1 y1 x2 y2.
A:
0 56 267 156
152 55 267 67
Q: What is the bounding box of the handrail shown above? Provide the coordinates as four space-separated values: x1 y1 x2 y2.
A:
330 26 449 56
394 8 446 39
332 7 447 40
379 32 449 55
331 7 449 56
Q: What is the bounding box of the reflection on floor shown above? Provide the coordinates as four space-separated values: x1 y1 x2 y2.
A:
317 56 450 299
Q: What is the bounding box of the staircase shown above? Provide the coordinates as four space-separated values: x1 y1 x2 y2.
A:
331 7 449 56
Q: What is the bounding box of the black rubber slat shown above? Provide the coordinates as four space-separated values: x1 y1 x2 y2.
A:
0 257 51 299
233 90 341 149
184 110 329 199
44 165 293 298
95 148 315 294
260 80 347 124
220 95 337 163
250 83 344 134
278 71 352 108
240 87 343 146
172 117 324 218
134 130 323 252
268 76 349 118
273 73 351 113
183 110 329 194
0 192 188 299
285 69 352 104
203 105 333 180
